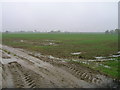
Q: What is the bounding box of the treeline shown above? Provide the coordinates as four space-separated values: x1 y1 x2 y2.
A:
105 29 120 34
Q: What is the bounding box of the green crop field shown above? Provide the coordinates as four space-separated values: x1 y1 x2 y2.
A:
2 33 118 59
2 33 119 78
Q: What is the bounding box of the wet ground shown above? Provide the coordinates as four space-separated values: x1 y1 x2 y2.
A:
0 44 118 88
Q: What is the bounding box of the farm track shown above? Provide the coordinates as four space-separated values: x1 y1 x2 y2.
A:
0 45 117 88
29 54 113 87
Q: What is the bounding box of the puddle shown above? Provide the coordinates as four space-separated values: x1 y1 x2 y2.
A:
108 52 120 58
49 55 56 59
104 65 111 69
20 40 24 42
42 40 58 46
109 55 120 58
118 51 120 54
48 55 65 61
80 61 90 65
71 59 90 65
88 58 116 62
71 59 111 69
88 60 104 62
45 40 55 42
49 43 55 45
94 52 120 61
99 64 111 69
71 52 81 55
95 56 105 59
42 42 58 46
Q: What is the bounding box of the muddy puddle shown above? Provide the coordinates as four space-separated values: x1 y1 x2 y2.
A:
42 39 60 46
44 40 55 42
71 52 82 55
95 56 105 59
42 42 57 46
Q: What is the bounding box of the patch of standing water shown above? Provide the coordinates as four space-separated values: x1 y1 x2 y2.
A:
108 51 120 58
20 40 24 42
49 55 56 59
94 52 120 61
88 58 116 62
42 42 58 46
71 52 81 55
99 64 111 69
118 51 120 54
49 43 55 45
70 58 111 69
44 39 55 41
109 55 120 58
48 55 67 61
95 56 105 59
72 59 90 65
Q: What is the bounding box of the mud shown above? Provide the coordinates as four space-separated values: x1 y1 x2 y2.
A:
1 44 118 88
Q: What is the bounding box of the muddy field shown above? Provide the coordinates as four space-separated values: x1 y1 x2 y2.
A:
0 44 118 88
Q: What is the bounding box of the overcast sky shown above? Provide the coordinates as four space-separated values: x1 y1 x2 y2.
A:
1 1 118 32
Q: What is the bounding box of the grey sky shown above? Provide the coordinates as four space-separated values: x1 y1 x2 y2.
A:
2 2 118 32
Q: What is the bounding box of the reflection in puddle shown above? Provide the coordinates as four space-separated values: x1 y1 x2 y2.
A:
71 52 81 55
95 57 105 59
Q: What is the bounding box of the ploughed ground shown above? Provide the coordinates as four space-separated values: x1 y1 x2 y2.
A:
0 44 117 88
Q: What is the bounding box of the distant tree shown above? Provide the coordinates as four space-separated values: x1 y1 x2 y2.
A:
57 30 61 32
50 30 54 33
110 30 115 34
49 30 61 33
115 29 120 34
105 30 109 34
20 30 24 32
105 29 120 35
5 30 9 33
34 30 37 32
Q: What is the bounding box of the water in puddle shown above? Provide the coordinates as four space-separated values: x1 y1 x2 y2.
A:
95 56 105 59
118 51 120 54
71 52 81 55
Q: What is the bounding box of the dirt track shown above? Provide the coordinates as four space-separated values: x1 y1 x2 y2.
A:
0 45 117 88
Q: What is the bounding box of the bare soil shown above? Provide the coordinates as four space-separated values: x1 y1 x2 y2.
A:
0 45 117 88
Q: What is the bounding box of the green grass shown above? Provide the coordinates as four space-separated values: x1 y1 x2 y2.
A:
68 58 119 79
2 33 118 59
94 60 119 78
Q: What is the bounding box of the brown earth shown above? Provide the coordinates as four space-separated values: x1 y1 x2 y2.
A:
0 45 117 88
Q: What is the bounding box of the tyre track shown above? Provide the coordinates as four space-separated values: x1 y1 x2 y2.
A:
65 64 102 85
29 53 104 86
7 61 57 88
